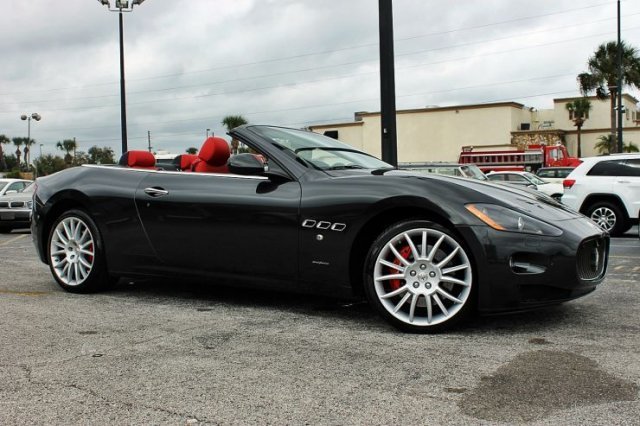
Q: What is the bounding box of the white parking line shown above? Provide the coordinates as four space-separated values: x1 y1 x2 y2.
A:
0 234 27 246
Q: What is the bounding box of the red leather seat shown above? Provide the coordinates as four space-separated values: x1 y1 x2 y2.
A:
192 137 230 173
118 151 156 169
172 154 198 171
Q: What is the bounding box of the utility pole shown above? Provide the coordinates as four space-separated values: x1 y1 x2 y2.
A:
379 0 398 167
147 130 152 152
617 0 624 153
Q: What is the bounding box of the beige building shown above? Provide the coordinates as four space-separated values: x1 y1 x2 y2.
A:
309 95 640 162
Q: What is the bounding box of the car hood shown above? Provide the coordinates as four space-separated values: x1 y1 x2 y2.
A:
401 170 585 221
325 168 583 222
538 182 563 191
0 192 34 203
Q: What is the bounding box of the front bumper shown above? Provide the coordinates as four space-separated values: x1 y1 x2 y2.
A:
459 216 609 314
0 208 32 228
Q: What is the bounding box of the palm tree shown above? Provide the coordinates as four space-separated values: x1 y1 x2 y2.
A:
12 137 24 166
622 141 639 153
0 134 10 171
23 137 35 165
577 41 640 153
221 115 248 154
594 135 615 155
186 147 198 155
565 98 592 158
56 139 78 165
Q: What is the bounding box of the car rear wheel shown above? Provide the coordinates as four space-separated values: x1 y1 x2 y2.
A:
48 209 109 293
364 220 475 332
586 201 626 236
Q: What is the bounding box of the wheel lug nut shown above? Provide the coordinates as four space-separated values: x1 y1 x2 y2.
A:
420 264 426 270
410 271 416 276
425 282 432 289
413 282 420 288
429 271 436 277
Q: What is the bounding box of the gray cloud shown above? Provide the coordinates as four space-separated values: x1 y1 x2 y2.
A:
1 0 639 157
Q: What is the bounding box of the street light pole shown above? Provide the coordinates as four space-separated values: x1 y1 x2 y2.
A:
97 0 147 155
118 9 128 155
379 0 398 167
20 113 41 166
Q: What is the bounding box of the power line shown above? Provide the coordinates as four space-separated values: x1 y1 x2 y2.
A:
0 1 623 98
5 24 636 116
7 12 638 107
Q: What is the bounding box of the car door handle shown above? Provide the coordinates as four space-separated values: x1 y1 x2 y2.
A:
616 180 630 184
144 187 169 197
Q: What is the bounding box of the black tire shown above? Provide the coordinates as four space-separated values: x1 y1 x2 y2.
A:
47 209 109 293
585 201 626 237
363 220 476 333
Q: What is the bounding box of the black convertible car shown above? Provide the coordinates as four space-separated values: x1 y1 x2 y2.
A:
32 125 608 332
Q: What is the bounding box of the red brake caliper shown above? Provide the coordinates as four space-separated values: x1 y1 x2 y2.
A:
389 245 412 290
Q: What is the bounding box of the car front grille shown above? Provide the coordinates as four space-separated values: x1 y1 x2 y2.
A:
0 201 8 208
10 201 26 208
576 236 608 281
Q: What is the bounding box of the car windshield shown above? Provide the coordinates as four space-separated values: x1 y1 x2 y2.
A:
0 182 7 192
19 183 35 193
460 165 487 180
523 172 547 185
251 126 392 170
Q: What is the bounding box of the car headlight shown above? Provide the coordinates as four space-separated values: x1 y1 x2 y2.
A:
465 203 562 236
27 200 33 209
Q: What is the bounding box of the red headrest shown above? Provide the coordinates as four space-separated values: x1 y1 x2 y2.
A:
198 137 230 167
173 154 198 171
119 150 156 169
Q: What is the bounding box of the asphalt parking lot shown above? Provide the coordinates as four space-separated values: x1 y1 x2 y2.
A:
1 227 639 424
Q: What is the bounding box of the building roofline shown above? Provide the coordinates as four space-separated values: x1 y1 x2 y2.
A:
554 93 639 103
308 121 364 130
354 101 526 118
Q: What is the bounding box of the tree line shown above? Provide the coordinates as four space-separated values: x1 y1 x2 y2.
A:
0 135 115 177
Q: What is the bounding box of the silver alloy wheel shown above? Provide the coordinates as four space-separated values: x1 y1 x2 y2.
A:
373 227 472 326
49 216 96 286
590 207 617 232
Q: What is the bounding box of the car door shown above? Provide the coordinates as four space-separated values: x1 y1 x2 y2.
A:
617 159 640 217
505 174 530 187
134 171 301 282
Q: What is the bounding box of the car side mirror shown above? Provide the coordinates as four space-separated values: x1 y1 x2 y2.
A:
228 153 269 176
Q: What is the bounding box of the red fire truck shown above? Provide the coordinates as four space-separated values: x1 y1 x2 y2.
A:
458 144 581 173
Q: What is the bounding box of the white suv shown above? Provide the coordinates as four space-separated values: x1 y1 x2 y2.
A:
562 154 640 236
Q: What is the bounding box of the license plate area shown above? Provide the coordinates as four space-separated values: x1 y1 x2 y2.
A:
0 212 15 220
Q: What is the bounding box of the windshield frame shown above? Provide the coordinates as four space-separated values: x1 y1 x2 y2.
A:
523 172 547 185
249 126 393 171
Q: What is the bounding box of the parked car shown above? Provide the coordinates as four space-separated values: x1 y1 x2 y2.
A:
0 178 32 197
562 154 640 236
31 126 608 332
486 171 564 200
0 182 35 233
535 167 575 184
398 162 488 180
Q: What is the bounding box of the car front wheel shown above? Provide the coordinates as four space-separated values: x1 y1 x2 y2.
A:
364 220 475 332
48 209 109 293
586 201 626 236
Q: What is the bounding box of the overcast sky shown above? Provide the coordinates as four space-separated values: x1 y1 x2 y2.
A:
2 0 640 157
